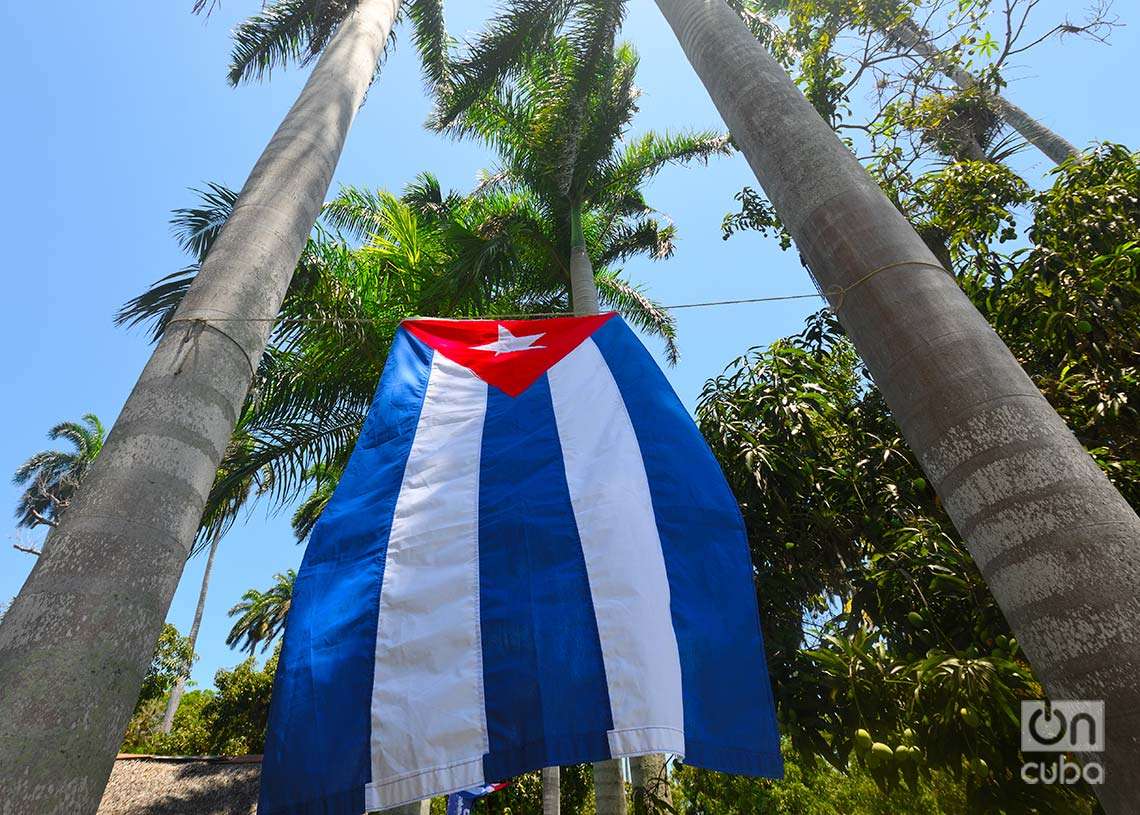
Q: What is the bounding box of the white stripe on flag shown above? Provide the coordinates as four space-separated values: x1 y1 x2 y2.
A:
365 354 489 810
547 338 686 758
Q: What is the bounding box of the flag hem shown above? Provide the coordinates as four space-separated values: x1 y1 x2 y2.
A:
364 754 486 810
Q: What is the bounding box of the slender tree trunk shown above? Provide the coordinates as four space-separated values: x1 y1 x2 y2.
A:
593 757 627 815
569 204 600 315
0 2 400 812
567 202 626 815
630 754 671 815
884 17 1079 165
653 2 1140 812
542 765 561 815
160 529 221 733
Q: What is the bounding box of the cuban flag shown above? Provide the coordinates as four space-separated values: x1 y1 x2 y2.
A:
445 782 508 815
258 314 782 815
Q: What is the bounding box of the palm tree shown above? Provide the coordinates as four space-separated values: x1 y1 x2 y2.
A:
438 26 733 814
12 414 105 535
0 2 454 808
441 38 729 328
226 570 296 655
646 1 1140 811
431 1 1140 810
441 30 732 814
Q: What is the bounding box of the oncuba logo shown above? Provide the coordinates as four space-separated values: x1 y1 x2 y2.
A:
1020 700 1104 785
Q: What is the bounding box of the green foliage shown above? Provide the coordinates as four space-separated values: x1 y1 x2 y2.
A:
124 650 278 756
963 145 1140 506
721 187 792 248
674 742 970 814
12 413 105 529
137 624 196 711
203 650 279 754
696 295 1118 809
876 90 1006 163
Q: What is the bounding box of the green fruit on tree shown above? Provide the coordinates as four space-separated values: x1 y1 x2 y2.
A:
907 611 924 627
854 729 873 752
1076 319 1093 333
869 742 893 766
973 758 989 778
902 727 915 742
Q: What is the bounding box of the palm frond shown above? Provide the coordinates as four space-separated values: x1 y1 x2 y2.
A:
12 413 106 528
227 0 354 86
114 265 199 342
226 569 296 654
597 217 676 265
322 186 399 242
552 1 626 196
406 0 451 89
433 0 575 128
596 271 679 366
600 130 732 197
291 462 343 541
172 182 238 261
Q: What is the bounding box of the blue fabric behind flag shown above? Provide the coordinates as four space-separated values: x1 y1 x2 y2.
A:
258 331 435 815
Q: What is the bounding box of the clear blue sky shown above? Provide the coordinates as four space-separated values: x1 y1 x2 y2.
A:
0 0 1135 690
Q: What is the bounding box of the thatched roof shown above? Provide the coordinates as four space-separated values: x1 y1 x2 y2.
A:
96 755 261 815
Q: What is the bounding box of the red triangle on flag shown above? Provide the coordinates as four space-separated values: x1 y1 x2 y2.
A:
403 313 616 397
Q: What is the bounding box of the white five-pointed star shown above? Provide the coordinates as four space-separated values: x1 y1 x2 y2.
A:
472 324 547 356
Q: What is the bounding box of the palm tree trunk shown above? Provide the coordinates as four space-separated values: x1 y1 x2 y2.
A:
630 754 671 815
542 765 561 815
884 16 1079 165
653 2 1140 813
0 2 400 812
160 528 221 733
593 757 627 815
570 204 600 315
567 202 626 815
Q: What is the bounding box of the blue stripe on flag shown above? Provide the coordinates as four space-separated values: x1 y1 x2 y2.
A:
258 329 436 815
478 374 613 781
591 319 783 778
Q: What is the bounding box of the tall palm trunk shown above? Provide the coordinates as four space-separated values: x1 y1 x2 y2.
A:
0 2 400 812
542 765 561 815
653 2 1140 812
570 204 600 315
593 756 627 815
630 754 671 815
569 203 628 815
160 528 221 733
884 17 1079 164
